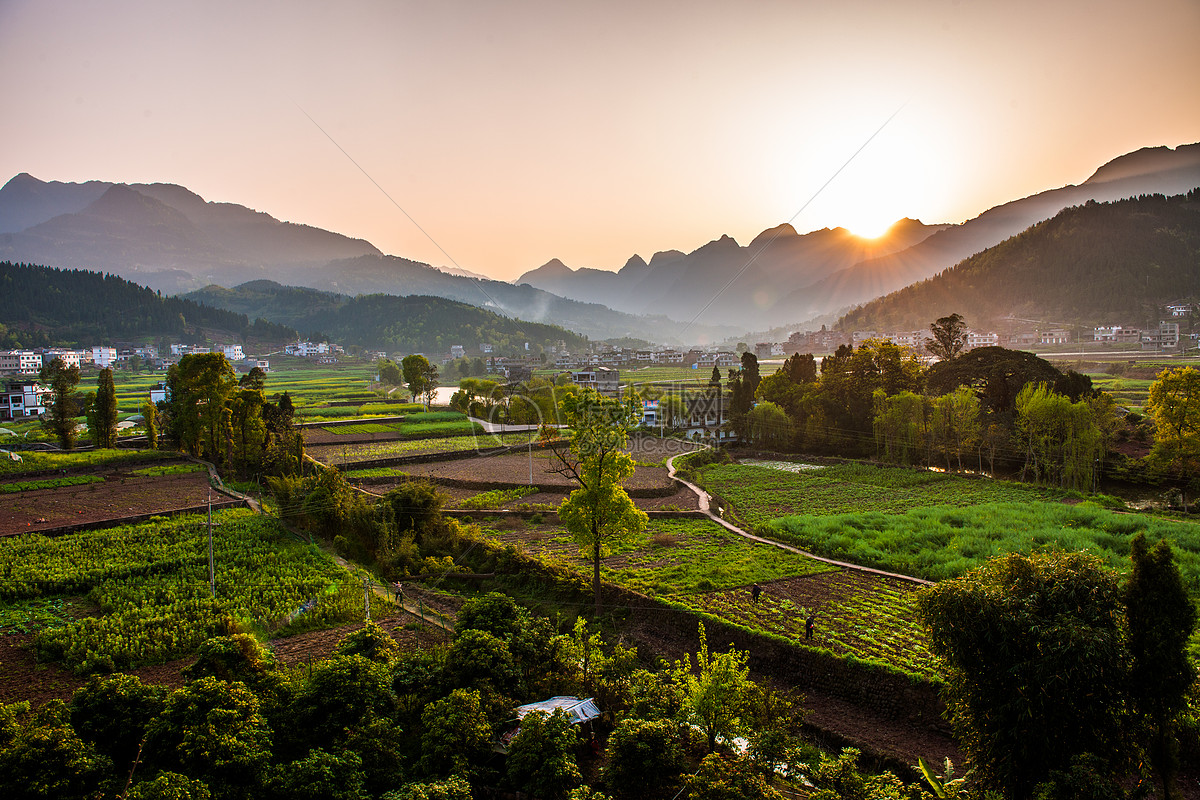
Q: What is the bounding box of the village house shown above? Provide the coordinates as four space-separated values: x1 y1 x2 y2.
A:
571 367 620 396
0 350 42 375
1 379 50 422
1143 321 1181 351
91 346 118 368
965 331 1000 350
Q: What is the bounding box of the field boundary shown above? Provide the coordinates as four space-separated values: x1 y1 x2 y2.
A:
298 415 407 429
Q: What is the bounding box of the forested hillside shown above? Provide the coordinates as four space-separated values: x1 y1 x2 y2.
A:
0 262 295 348
187 280 591 354
838 190 1200 332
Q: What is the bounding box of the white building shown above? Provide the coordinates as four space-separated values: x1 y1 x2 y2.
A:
1 380 50 421
1167 302 1193 317
217 344 245 361
965 332 1000 350
572 368 621 395
450 345 466 359
42 349 81 369
0 350 42 375
92 346 118 368
1143 321 1181 351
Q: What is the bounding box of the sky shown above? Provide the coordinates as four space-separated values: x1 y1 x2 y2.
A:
1 0 1198 281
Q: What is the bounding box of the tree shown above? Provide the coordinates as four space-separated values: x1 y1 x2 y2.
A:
87 367 119 448
0 700 110 800
141 399 159 449
930 386 981 472
1124 533 1196 799
267 749 367 800
1015 382 1101 490
925 313 969 361
335 621 401 666
145 678 272 799
918 552 1131 798
601 718 684 799
39 357 81 449
674 623 753 752
127 772 212 800
746 401 791 450
1147 366 1200 483
383 775 472 800
684 752 783 800
69 673 167 775
740 352 761 398
553 391 649 616
402 354 439 408
419 689 492 779
504 710 582 800
377 359 403 387
781 352 817 383
164 353 237 461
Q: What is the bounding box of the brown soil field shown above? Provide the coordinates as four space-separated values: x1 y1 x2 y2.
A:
375 452 675 493
358 481 701 512
0 470 240 536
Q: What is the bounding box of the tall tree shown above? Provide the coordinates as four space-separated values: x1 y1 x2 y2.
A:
919 552 1132 798
401 354 439 408
89 368 119 449
925 313 969 362
553 391 648 616
674 623 753 753
141 398 159 449
1147 367 1200 483
1124 533 1197 800
38 357 81 450
164 353 237 461
781 352 817 383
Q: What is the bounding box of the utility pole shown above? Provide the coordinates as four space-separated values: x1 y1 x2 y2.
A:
207 487 215 598
364 577 371 621
528 436 533 486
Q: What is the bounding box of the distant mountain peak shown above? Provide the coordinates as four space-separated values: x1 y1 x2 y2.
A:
1084 143 1200 185
619 254 648 273
749 223 798 247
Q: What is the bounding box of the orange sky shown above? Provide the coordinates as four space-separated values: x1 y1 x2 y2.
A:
2 0 1198 281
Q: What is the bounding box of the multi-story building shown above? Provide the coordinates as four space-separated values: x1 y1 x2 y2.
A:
217 344 245 361
0 350 42 375
965 332 1000 350
41 348 82 369
1143 321 1181 351
572 368 620 395
1 380 50 421
91 346 118 368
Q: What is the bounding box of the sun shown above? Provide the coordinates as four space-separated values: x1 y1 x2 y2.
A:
843 212 900 240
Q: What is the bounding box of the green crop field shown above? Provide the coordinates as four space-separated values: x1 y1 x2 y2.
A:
311 431 537 464
0 448 176 477
0 509 372 673
472 516 932 676
696 461 1064 528
767 500 1200 588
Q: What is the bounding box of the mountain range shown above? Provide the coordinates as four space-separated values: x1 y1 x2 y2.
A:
0 175 728 344
2 142 1198 343
836 190 1200 334
515 144 1200 329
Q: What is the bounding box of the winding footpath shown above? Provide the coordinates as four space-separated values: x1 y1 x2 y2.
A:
664 454 931 586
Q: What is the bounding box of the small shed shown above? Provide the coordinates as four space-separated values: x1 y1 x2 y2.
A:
497 696 601 753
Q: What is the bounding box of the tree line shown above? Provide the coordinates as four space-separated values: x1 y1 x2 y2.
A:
0 262 295 349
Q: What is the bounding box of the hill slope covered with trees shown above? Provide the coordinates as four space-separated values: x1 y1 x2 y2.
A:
838 190 1200 332
0 262 295 349
186 280 591 355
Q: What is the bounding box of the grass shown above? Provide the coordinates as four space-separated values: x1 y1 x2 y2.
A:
696 461 1069 528
478 517 833 597
456 486 540 509
472 516 934 676
766 500 1200 590
0 475 106 493
129 463 205 477
0 448 176 476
